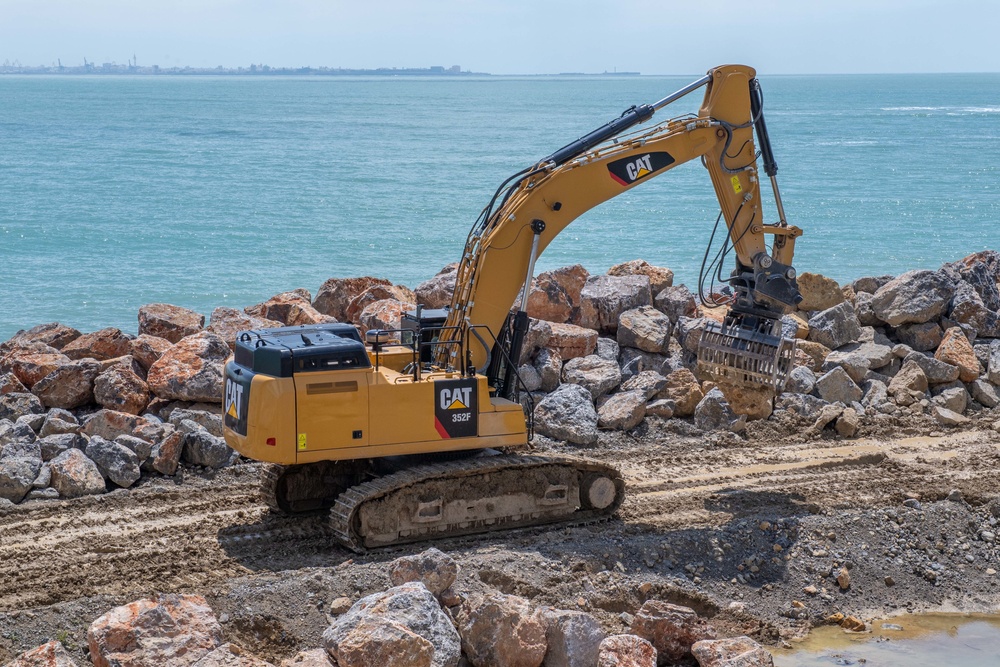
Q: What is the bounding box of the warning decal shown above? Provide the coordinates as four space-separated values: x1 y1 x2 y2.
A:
434 378 478 439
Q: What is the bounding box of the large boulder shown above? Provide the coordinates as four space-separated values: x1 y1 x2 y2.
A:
61 327 132 361
0 372 27 395
546 323 599 361
359 298 415 334
138 303 205 343
94 366 150 415
806 302 861 351
903 351 960 384
607 260 673 296
129 333 175 371
715 381 773 421
935 327 980 382
0 456 41 503
4 640 81 667
620 371 668 400
147 331 230 403
597 635 656 667
653 285 698 324
629 602 716 666
949 281 1000 338
0 392 45 421
329 617 433 667
989 340 1000 385
388 547 459 596
455 592 547 667
577 275 652 333
247 290 335 326
31 359 102 410
871 270 955 326
617 306 672 354
540 609 606 667
323 582 461 667
345 285 416 324
534 348 562 393
88 594 225 667
81 409 141 441
0 322 81 353
597 390 647 430
694 388 746 433
205 308 283 351
815 367 863 404
533 384 599 445
38 433 85 462
527 265 589 324
655 369 703 417
313 277 393 320
49 448 106 498
9 350 71 389
520 319 553 365
887 359 929 404
415 264 459 310
562 355 622 401
85 436 141 488
894 322 943 351
796 272 844 312
691 636 774 667
183 428 234 469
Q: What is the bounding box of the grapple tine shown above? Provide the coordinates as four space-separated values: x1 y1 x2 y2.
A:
697 319 796 391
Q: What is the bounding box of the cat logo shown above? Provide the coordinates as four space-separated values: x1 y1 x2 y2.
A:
225 380 243 421
434 379 477 439
607 151 676 186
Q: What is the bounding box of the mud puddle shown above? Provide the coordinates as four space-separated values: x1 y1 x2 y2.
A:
774 613 1000 666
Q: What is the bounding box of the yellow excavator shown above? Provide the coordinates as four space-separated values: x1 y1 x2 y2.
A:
223 64 804 551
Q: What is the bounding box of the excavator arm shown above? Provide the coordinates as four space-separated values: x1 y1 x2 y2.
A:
438 64 803 394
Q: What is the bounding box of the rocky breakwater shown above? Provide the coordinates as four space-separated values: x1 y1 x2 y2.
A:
4 251 1000 505
2 547 776 666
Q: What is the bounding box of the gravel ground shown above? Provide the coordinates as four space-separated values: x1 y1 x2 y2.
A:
2 413 1000 664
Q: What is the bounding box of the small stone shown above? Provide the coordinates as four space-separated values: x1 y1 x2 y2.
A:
803 585 818 596
884 576 895 587
329 597 353 615
836 566 851 590
840 616 865 632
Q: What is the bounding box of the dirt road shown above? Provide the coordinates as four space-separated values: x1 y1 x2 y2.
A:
3 422 1000 663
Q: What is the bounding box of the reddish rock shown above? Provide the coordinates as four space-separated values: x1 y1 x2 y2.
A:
49 448 106 498
94 366 151 415
88 594 224 667
246 291 335 326
0 372 28 395
359 298 415 334
138 303 205 343
152 430 185 475
81 409 142 440
527 265 590 324
656 369 704 418
795 272 844 312
205 307 283 351
607 259 673 295
935 327 981 383
691 636 774 667
4 640 80 666
313 276 393 320
415 264 459 309
388 547 459 596
547 322 599 361
794 340 831 373
130 333 175 371
0 322 81 353
629 601 717 665
61 328 132 361
31 360 102 409
456 593 547 667
10 351 71 389
193 644 277 666
99 354 147 379
598 635 657 667
148 331 230 403
346 284 417 324
332 617 433 667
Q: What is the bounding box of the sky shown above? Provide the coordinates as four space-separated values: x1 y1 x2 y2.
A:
1 0 997 75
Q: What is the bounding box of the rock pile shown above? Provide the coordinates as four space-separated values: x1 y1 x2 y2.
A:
2 548 775 667
4 252 1000 504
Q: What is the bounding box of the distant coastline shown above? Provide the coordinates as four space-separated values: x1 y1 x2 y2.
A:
0 62 642 77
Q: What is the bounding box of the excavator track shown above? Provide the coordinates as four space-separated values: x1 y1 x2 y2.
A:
329 454 625 552
261 461 370 515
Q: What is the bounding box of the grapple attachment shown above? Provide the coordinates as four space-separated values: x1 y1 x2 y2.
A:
697 318 796 391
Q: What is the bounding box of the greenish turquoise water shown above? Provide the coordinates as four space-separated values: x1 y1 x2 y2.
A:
1 73 998 340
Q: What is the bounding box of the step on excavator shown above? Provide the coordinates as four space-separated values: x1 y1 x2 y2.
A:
223 64 804 551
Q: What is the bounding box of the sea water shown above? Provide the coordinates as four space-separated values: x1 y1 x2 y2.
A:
1 73 997 340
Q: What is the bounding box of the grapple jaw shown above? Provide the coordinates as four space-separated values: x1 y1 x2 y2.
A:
697 315 797 392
